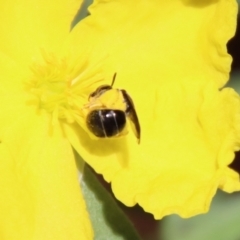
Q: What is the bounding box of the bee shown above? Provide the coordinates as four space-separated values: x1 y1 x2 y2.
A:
84 73 141 143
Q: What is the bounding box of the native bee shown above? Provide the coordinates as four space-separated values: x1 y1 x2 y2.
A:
84 73 141 143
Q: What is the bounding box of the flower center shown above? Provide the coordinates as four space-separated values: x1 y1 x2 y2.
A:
27 52 104 126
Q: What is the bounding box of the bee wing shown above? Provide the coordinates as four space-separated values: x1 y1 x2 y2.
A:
121 90 141 143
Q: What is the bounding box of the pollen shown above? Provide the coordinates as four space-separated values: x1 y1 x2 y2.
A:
26 51 104 127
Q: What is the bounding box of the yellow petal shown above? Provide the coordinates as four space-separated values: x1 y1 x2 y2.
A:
68 0 237 87
0 54 93 239
0 0 82 68
64 0 240 219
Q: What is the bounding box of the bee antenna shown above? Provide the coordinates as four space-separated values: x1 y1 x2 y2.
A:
111 73 117 87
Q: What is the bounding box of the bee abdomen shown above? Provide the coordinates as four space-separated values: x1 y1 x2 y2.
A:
86 109 126 138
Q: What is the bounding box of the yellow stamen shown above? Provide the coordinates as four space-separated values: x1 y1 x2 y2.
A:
27 51 104 128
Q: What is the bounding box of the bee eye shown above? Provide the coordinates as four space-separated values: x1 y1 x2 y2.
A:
88 85 112 100
86 109 126 138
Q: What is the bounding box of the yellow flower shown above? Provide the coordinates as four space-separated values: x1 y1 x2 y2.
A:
0 0 239 240
0 0 94 239
64 0 240 219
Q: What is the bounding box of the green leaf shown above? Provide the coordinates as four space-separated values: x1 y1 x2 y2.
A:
80 164 141 240
71 0 93 28
160 191 240 240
